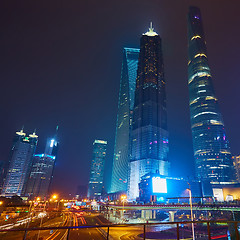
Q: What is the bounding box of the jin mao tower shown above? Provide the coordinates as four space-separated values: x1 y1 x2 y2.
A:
128 24 169 200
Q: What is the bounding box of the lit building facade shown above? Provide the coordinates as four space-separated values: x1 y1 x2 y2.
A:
24 133 58 199
88 140 107 199
2 129 38 196
0 160 8 194
110 47 139 193
187 7 234 183
233 156 240 182
24 154 56 199
128 24 169 201
139 173 212 203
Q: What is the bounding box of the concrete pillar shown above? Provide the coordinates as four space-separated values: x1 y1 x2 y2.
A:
153 210 156 219
169 211 176 222
146 210 152 219
141 210 154 220
141 210 146 219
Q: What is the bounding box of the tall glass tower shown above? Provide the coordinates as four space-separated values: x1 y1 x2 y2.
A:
188 7 234 183
128 24 169 200
2 129 38 196
110 48 139 193
25 154 56 199
88 140 107 199
24 128 59 199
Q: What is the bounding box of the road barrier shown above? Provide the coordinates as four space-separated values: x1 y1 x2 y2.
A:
0 220 239 240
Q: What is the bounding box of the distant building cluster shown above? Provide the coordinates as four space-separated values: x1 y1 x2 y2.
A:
87 6 239 202
0 127 59 200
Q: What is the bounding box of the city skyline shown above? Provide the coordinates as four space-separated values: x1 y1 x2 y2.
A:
1 0 240 196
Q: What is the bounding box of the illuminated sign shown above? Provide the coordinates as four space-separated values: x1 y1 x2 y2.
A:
50 139 55 147
152 177 167 193
94 140 107 144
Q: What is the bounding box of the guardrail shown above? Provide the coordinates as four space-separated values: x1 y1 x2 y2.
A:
0 220 239 240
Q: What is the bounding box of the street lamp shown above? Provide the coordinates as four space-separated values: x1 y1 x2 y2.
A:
52 194 57 200
120 195 127 221
37 201 47 240
187 183 195 240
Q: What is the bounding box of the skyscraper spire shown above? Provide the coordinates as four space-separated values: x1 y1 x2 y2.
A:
150 22 153 31
144 22 158 36
55 125 59 139
29 129 38 138
16 127 26 136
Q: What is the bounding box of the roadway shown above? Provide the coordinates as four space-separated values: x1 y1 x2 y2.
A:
50 212 106 240
0 211 107 240
0 209 232 240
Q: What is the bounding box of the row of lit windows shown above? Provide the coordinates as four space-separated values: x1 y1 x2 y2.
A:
188 71 211 84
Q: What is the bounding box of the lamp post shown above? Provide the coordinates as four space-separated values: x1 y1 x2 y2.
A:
120 195 127 222
37 201 47 240
26 200 33 228
51 194 58 211
187 183 195 240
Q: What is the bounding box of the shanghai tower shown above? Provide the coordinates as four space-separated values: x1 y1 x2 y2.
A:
188 7 234 183
128 24 169 200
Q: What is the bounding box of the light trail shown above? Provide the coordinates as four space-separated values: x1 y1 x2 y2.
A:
45 213 69 240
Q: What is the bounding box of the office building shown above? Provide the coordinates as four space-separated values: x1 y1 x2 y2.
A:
2 129 38 196
128 24 169 200
110 47 139 193
233 155 240 182
24 154 56 199
25 129 59 199
187 7 234 183
88 140 107 199
0 160 8 194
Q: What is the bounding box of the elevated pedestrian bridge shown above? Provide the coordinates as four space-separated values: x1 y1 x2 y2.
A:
107 203 240 212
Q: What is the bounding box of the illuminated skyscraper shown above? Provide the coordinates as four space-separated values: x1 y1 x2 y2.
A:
2 129 38 196
24 129 58 199
25 154 56 199
110 47 139 193
188 7 234 183
88 140 107 199
128 24 169 200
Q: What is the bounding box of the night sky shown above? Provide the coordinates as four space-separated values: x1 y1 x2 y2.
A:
1 0 240 197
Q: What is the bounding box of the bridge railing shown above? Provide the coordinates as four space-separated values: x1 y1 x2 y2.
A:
0 220 239 240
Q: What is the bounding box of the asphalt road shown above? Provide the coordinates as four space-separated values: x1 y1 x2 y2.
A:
38 212 106 240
